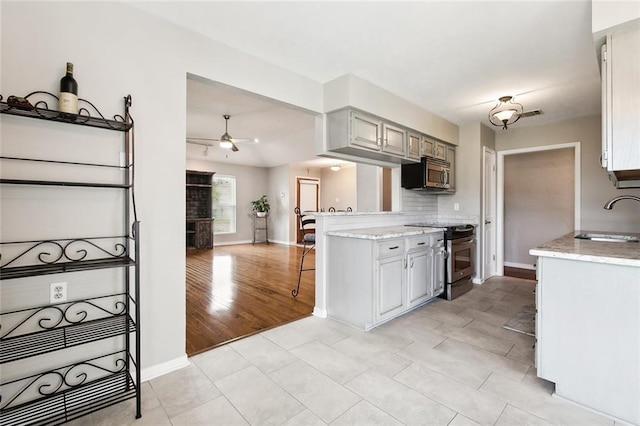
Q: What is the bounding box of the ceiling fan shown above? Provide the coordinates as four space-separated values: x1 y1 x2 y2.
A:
187 114 257 152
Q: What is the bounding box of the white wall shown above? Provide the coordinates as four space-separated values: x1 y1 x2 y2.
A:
267 165 291 244
1 1 323 377
323 74 459 145
504 148 575 267
356 164 382 212
495 114 640 233
592 2 640 33
320 166 357 212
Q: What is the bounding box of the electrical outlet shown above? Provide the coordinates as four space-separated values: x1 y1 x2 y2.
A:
454 203 460 211
50 282 67 304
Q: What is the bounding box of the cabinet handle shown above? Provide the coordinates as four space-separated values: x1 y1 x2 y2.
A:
417 242 426 245
389 246 399 250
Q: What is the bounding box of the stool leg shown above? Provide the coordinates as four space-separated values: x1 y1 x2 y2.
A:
292 241 307 297
293 240 317 297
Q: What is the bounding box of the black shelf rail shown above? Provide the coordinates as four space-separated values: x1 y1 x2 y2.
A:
0 257 135 280
0 236 134 280
1 314 136 364
0 352 136 426
0 156 129 170
0 92 132 132
0 178 131 189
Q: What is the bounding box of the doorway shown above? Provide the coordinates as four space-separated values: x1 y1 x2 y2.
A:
496 142 581 276
296 177 319 243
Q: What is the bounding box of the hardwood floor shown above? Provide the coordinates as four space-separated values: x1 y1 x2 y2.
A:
186 243 315 356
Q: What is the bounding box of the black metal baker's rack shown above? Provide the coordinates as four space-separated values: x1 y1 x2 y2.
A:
0 92 141 425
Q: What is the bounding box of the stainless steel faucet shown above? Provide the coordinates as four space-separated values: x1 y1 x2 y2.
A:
603 195 640 210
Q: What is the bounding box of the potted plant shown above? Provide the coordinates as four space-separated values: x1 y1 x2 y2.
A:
251 195 270 217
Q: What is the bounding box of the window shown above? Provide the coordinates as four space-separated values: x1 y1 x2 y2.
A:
212 176 236 234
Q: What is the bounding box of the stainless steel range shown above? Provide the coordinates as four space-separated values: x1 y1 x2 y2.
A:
406 223 476 300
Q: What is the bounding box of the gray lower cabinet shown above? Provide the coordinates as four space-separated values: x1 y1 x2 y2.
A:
327 231 443 330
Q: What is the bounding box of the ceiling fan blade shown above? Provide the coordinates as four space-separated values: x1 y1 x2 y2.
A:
230 141 239 152
230 138 258 144
187 137 220 142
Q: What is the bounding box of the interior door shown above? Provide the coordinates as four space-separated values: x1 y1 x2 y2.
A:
296 177 319 243
483 147 497 280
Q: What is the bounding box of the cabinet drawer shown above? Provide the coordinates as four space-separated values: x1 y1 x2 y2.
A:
376 239 405 257
407 235 430 250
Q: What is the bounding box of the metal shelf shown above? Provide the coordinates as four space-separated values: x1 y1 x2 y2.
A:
1 314 136 364
0 98 132 132
0 91 141 422
0 370 136 426
0 257 135 280
0 178 131 189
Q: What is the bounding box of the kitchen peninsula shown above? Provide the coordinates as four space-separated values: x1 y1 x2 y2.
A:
530 232 640 425
325 225 444 330
311 212 479 322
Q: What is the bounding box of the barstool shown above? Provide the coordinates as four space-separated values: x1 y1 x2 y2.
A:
292 207 315 297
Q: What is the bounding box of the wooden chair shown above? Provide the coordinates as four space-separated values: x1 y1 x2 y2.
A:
292 207 315 297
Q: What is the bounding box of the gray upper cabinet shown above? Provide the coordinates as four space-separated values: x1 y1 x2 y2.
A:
407 132 421 160
420 137 446 160
351 111 383 151
601 23 640 188
326 108 455 169
382 123 406 156
446 145 456 192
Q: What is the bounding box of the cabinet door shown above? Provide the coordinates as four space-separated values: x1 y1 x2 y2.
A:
407 249 431 307
421 137 435 157
407 132 421 160
195 221 213 249
434 142 447 160
608 26 640 172
351 112 382 151
382 123 406 156
432 242 445 297
376 255 405 322
446 145 456 191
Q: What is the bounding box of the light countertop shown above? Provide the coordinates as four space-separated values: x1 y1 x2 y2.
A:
326 225 443 240
529 231 640 267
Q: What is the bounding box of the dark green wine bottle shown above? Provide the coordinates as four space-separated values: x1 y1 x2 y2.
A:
58 62 78 116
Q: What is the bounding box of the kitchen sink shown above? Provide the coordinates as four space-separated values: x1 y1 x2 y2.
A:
575 233 640 243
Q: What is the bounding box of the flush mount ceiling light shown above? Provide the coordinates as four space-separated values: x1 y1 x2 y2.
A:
330 164 341 172
488 96 524 130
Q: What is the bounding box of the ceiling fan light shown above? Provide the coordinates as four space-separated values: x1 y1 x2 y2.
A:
220 140 233 149
488 95 524 130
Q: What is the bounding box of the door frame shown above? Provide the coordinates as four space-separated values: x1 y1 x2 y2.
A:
482 147 497 282
496 142 581 276
295 177 319 243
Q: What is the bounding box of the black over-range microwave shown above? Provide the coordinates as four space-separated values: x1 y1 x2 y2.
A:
401 157 451 190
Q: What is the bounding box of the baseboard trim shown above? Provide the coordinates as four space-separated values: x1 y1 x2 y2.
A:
141 355 190 382
214 240 293 247
313 307 327 318
504 261 536 270
213 240 253 247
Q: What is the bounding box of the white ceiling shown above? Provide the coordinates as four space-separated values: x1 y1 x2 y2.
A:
135 1 603 168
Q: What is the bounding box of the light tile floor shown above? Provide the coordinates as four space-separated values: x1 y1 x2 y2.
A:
78 277 619 425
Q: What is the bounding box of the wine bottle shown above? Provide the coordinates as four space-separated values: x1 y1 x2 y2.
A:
58 62 78 116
